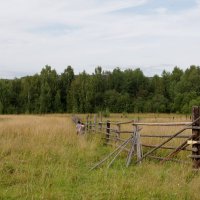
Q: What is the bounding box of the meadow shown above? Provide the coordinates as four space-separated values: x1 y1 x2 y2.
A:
0 114 200 200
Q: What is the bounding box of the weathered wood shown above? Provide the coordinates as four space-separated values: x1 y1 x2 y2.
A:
187 140 200 145
86 115 89 132
133 122 191 126
140 134 190 138
136 126 143 163
116 120 134 125
136 116 200 164
116 124 121 141
89 136 132 171
160 113 200 164
106 121 110 144
94 114 97 132
98 122 103 133
185 126 200 130
117 130 134 134
126 127 137 167
126 125 143 166
75 111 200 168
188 155 200 158
192 106 200 168
107 139 131 168
89 114 92 131
191 147 198 152
160 135 194 164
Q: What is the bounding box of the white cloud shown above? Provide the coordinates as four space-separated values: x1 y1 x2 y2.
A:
0 0 200 78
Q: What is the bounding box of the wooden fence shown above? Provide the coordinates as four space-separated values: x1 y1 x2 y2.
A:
79 106 200 169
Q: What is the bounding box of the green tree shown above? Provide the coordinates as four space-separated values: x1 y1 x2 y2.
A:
60 66 74 112
39 65 59 113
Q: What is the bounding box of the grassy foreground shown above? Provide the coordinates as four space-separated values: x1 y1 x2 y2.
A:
0 114 200 200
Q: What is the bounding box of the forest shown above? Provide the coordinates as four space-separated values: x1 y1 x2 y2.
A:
0 65 200 114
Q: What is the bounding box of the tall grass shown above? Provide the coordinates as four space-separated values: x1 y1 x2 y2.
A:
0 114 199 200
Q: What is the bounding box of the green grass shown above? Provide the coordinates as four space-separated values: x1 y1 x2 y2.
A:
0 115 199 200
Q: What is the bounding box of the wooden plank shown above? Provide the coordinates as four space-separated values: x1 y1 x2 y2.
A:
187 140 200 145
140 134 190 138
89 136 132 171
116 124 121 140
117 131 134 134
133 122 191 126
162 135 200 162
107 139 131 168
160 135 195 164
188 155 200 159
126 126 137 167
116 120 134 125
185 126 200 130
106 121 110 144
136 116 200 164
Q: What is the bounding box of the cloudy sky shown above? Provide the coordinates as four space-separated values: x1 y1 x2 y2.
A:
1 0 200 78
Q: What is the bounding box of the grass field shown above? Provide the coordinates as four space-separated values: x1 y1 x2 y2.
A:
0 114 200 200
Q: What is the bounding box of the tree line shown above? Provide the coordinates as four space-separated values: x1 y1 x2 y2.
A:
0 65 200 114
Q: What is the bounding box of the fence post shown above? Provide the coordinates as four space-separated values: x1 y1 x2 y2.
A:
89 114 92 132
99 122 102 133
106 121 110 144
136 125 143 163
192 106 200 169
86 115 89 132
94 114 97 133
117 124 121 141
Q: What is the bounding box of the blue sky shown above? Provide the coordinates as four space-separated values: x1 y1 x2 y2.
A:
112 0 197 14
0 0 200 78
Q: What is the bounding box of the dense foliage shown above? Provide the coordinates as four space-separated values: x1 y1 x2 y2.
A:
1 65 200 114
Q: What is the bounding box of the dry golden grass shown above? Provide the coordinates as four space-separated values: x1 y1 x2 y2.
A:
0 114 200 200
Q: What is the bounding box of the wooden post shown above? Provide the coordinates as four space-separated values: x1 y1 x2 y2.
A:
89 114 92 132
126 125 136 167
99 122 102 133
94 114 97 133
106 121 110 144
86 115 89 132
136 125 143 163
116 124 121 141
192 106 200 168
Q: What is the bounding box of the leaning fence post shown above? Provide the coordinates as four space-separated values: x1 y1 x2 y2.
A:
192 106 200 168
106 121 110 144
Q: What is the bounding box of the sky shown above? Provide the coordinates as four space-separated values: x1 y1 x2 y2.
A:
1 0 200 78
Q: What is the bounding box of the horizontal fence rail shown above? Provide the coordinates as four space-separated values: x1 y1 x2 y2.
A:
77 107 200 169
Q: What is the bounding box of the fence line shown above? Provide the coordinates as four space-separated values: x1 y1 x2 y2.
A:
78 106 200 169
